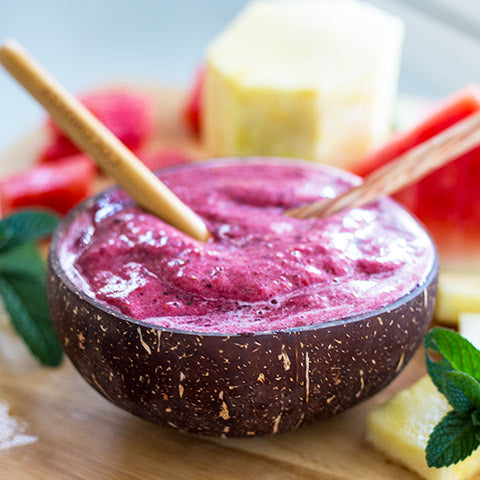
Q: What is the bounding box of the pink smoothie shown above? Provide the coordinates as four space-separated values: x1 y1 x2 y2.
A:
60 159 435 333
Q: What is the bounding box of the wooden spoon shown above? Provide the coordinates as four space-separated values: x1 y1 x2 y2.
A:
288 110 480 219
0 39 210 242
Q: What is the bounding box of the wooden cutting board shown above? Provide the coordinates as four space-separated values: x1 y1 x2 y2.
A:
0 86 427 480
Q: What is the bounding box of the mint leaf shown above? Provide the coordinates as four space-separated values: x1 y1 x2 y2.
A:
0 254 62 367
424 328 480 468
0 273 62 366
472 410 480 427
0 209 63 367
443 372 480 413
0 210 58 250
0 243 45 278
426 410 479 468
424 328 480 394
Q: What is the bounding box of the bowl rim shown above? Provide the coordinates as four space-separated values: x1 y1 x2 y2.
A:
48 157 439 338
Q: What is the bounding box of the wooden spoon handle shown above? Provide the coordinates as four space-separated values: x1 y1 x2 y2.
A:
288 110 480 219
0 39 210 242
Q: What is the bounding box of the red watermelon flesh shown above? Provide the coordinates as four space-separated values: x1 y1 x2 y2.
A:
354 86 480 270
38 89 154 164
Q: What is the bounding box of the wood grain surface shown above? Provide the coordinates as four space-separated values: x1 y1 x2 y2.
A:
0 86 426 479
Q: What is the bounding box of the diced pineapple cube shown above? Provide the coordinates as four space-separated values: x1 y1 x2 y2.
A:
459 313 480 350
203 0 404 168
366 376 480 480
435 271 480 325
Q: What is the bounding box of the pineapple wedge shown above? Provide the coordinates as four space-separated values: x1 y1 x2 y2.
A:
435 271 480 325
459 313 480 349
366 376 480 480
203 0 404 168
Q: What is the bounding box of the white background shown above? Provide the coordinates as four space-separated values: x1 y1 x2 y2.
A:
0 0 479 151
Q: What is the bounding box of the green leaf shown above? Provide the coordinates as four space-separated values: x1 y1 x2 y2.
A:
443 371 480 413
0 243 46 278
0 209 63 367
426 410 479 468
0 273 63 367
0 210 58 250
424 328 480 394
472 410 480 427
424 328 480 467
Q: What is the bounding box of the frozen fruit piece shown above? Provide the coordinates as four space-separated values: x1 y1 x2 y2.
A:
203 0 404 167
71 89 154 150
37 135 79 163
0 155 95 215
355 86 480 271
459 313 480 349
435 271 480 325
184 69 204 135
38 89 154 163
354 86 480 176
367 376 480 480
138 149 191 171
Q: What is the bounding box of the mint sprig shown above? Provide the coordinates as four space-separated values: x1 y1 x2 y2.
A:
0 210 62 366
0 210 59 250
424 327 480 468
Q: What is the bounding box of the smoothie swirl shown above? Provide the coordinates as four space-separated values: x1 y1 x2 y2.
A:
60 159 435 333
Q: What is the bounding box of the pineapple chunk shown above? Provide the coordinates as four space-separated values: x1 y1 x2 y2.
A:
203 0 404 168
367 376 480 480
435 271 480 325
459 313 480 349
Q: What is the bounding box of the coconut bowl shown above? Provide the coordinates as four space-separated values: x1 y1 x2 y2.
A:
46 172 438 438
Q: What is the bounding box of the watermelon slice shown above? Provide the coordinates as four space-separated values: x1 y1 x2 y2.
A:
38 89 154 164
184 69 204 135
354 86 480 271
0 155 95 215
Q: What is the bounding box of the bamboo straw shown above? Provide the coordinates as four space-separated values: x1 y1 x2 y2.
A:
0 39 210 242
288 110 480 219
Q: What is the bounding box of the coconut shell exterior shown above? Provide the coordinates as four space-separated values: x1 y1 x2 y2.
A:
47 219 437 437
